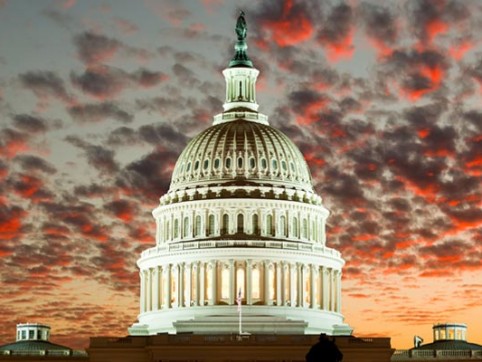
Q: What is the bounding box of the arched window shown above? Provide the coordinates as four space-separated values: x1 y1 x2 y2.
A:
280 215 286 237
195 215 201 237
222 214 229 235
252 214 259 235
266 214 273 236
237 213 244 233
208 214 215 236
302 218 308 239
292 217 298 238
183 216 189 238
174 219 179 238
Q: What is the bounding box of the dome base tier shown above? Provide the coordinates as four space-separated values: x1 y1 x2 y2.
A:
129 306 352 336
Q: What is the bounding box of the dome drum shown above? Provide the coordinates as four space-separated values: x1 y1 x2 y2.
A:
152 198 329 246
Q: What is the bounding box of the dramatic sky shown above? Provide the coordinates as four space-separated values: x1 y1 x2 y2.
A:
1 0 481 351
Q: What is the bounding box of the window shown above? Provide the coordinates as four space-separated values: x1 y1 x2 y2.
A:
214 158 220 169
222 214 229 234
290 161 295 172
203 159 209 170
252 214 259 235
187 162 191 171
302 218 308 239
237 214 244 233
293 217 298 238
29 330 34 339
280 215 286 236
237 157 243 168
225 157 231 169
174 219 179 238
208 214 215 236
272 159 278 169
165 220 170 240
266 214 273 236
183 217 189 237
195 216 201 236
261 158 267 169
194 160 200 171
282 160 287 171
250 158 255 169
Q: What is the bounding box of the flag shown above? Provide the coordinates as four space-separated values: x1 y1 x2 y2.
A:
236 288 242 312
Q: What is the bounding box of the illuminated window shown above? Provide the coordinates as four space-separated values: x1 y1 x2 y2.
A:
269 265 276 300
236 266 245 299
171 269 177 304
221 267 230 300
252 267 260 300
305 269 311 305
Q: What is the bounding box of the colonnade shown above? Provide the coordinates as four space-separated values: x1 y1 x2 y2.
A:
139 260 341 315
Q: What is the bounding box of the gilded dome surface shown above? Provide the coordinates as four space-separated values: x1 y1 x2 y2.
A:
169 119 313 192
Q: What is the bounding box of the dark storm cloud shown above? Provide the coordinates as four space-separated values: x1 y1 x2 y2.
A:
13 155 57 174
12 114 49 133
106 126 138 146
18 71 71 103
73 31 121 65
104 199 138 222
73 183 113 198
172 63 200 86
68 102 133 124
138 123 188 147
116 148 179 202
359 3 398 52
70 66 166 99
406 0 470 44
65 136 119 173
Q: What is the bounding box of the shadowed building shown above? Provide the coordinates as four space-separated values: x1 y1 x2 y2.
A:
0 323 87 361
392 323 482 362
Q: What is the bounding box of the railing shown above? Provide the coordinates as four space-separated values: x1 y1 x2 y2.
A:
392 349 482 360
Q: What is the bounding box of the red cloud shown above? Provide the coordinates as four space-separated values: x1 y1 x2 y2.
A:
324 29 355 63
261 0 313 47
0 204 26 241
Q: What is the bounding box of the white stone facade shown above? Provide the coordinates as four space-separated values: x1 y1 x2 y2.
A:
129 15 351 336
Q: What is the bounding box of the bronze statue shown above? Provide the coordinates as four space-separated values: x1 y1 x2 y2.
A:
235 11 247 41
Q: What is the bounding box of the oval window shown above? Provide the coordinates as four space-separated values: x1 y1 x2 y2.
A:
282 160 287 171
214 158 220 169
238 157 243 168
290 162 295 172
250 158 255 169
194 160 200 171
226 157 231 169
203 160 209 170
187 162 191 171
272 159 278 169
261 158 267 169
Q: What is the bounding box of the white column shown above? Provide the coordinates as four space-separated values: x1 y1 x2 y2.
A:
199 262 205 306
246 260 252 305
163 266 170 308
289 263 296 307
322 266 328 310
276 262 282 306
310 265 316 309
330 268 335 311
298 263 304 307
178 263 184 307
193 262 199 306
336 270 342 313
209 261 217 305
140 271 145 313
146 268 152 311
186 263 192 307
229 259 235 305
153 267 159 310
264 261 271 305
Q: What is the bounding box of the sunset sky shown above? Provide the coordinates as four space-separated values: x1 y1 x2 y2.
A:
0 0 481 351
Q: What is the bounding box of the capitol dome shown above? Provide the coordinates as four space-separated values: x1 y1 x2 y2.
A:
129 12 352 337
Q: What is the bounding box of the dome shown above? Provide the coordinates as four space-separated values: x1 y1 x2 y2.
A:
169 119 313 193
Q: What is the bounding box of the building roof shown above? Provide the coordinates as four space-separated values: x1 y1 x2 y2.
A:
413 340 482 351
0 339 72 352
